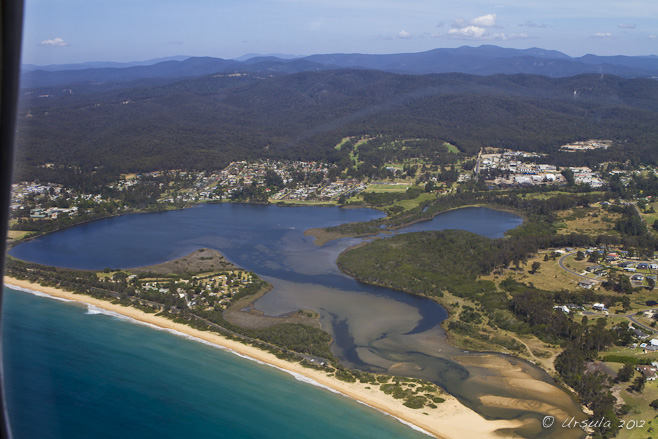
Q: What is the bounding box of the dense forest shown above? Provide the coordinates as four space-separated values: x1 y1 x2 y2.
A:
14 70 658 183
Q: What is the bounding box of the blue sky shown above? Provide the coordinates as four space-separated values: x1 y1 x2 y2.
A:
22 0 658 65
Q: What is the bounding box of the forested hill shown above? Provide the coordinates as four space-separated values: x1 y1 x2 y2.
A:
15 69 658 182
22 46 658 89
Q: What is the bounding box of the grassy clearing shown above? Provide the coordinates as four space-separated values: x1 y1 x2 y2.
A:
556 206 621 236
639 202 658 236
334 136 352 150
389 192 435 211
604 345 658 362
482 251 587 292
6 230 33 240
518 191 606 200
365 183 411 193
615 381 658 439
517 191 574 200
443 142 459 154
562 253 596 273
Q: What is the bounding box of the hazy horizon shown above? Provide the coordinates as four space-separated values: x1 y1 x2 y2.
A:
22 0 658 65
19 44 658 69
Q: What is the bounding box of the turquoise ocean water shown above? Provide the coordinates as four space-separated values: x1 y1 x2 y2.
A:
2 287 431 439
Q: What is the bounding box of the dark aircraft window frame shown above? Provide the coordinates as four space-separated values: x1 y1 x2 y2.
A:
1 1 25 438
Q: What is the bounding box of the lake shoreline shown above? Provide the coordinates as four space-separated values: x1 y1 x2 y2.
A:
3 277 523 439
304 203 526 246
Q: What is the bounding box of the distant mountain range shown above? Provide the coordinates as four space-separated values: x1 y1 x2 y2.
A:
21 56 192 73
21 45 658 89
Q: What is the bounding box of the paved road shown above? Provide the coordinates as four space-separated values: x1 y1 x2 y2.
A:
558 252 601 284
627 312 658 333
583 309 658 334
556 251 658 333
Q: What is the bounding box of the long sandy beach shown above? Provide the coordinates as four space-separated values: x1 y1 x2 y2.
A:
4 277 522 439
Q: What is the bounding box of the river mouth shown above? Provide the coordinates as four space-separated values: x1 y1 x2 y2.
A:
9 203 585 438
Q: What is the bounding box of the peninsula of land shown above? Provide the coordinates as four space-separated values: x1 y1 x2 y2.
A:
4 277 524 439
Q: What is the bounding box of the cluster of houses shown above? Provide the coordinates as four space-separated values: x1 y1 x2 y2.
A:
217 160 330 188
11 181 107 219
10 182 64 212
123 271 254 311
580 247 658 288
476 149 605 188
559 139 613 152
570 167 606 188
11 160 370 221
28 206 79 219
270 179 366 202
210 160 367 202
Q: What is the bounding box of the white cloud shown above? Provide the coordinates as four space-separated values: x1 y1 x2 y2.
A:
650 35 658 39
618 23 636 29
592 32 613 38
38 37 69 47
398 30 411 39
448 25 487 39
470 13 497 28
446 13 525 41
453 14 497 29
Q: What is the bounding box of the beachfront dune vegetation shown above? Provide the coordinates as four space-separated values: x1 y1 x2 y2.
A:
4 257 335 360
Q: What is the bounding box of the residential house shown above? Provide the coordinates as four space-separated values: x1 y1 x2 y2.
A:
634 329 649 340
592 303 607 311
637 365 658 381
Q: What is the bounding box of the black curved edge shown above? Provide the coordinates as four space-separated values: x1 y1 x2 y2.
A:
1 1 25 438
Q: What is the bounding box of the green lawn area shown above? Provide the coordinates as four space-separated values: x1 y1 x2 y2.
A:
616 381 658 439
6 230 33 240
639 202 658 235
603 345 658 363
365 183 411 193
334 136 352 150
389 192 435 211
443 142 459 153
555 206 621 236
518 191 606 200
562 253 593 273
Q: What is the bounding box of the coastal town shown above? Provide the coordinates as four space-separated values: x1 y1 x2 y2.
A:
9 13 658 438
8 139 658 439
7 138 645 230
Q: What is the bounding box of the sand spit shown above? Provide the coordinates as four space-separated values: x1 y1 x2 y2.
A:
4 277 523 439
